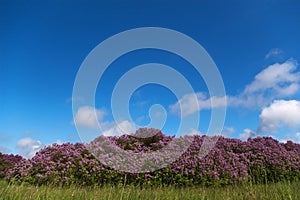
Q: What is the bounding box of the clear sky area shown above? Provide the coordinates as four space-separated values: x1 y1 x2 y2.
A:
1 0 300 158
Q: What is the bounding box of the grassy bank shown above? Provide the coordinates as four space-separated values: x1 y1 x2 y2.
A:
1 180 299 200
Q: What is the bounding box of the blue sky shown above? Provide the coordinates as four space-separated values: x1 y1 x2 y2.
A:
1 0 300 158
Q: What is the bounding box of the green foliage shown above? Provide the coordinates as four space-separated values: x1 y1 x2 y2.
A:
1 180 300 200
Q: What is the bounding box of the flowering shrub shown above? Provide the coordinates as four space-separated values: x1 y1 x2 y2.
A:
0 153 24 178
6 143 109 185
245 137 300 183
3 128 300 186
114 128 174 152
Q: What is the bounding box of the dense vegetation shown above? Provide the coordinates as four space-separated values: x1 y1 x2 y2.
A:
1 128 299 187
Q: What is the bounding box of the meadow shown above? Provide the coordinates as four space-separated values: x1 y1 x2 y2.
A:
1 180 300 200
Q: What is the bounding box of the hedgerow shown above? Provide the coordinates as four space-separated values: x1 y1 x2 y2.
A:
2 128 300 186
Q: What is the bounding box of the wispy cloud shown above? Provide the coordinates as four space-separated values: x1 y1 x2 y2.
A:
221 127 236 137
228 59 300 108
243 60 299 97
265 48 284 60
169 92 226 116
280 132 300 143
66 96 85 103
0 146 11 154
101 120 137 136
169 59 300 116
239 128 256 141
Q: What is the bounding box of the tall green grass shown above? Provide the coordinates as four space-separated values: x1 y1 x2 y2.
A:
1 180 299 200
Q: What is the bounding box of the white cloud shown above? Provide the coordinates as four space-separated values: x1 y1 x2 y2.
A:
170 60 300 116
73 106 105 129
258 100 300 133
238 100 300 143
265 48 283 60
276 83 299 96
55 139 63 145
180 128 202 136
66 96 84 103
73 106 138 136
102 120 137 136
226 95 264 108
16 137 44 159
169 93 202 116
280 132 300 143
244 60 299 95
221 127 235 137
239 129 256 141
180 127 234 137
169 92 226 116
230 60 300 108
15 138 68 158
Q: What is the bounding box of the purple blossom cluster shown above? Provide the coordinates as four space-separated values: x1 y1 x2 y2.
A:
5 143 108 185
113 128 174 152
0 153 24 178
88 128 193 173
2 128 300 186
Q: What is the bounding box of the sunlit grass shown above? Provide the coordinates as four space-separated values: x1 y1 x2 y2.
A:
1 180 299 200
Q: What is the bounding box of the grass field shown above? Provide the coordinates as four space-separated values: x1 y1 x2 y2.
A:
0 180 299 200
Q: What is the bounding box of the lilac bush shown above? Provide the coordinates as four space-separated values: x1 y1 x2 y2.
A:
88 128 192 173
0 153 24 178
245 137 300 183
6 143 109 185
3 128 300 186
113 128 174 152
